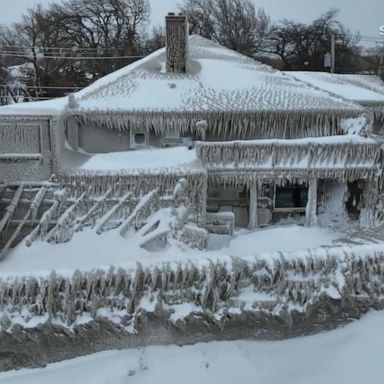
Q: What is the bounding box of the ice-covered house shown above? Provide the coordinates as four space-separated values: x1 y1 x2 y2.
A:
0 14 382 252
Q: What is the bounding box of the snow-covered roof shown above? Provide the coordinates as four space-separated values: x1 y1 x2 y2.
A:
71 35 362 115
57 146 207 197
75 147 204 174
0 96 68 117
288 72 384 105
0 36 373 139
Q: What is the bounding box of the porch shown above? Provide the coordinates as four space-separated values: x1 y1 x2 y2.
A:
197 137 381 233
205 177 381 233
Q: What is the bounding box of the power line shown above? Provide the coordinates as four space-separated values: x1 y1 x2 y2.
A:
0 44 134 52
0 49 130 55
0 33 382 54
0 85 80 90
0 52 143 60
344 34 384 38
13 97 56 100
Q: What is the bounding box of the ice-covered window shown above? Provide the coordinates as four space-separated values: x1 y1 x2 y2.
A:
165 129 179 139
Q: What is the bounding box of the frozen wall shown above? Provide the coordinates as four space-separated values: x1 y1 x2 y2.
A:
78 123 130 153
69 119 189 153
0 118 53 183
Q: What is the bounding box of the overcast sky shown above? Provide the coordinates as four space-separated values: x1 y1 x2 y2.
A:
0 0 383 40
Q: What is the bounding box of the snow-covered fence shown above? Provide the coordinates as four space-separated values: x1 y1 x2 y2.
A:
119 189 159 236
0 178 207 256
1 244 384 330
59 168 208 226
0 186 47 260
45 192 86 243
0 84 30 106
0 184 64 250
0 185 24 235
95 192 134 235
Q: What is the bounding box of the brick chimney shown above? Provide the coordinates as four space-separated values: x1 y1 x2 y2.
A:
166 13 188 73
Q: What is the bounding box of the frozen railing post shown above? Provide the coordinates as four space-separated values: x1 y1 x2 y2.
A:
305 178 318 227
195 120 208 141
248 181 258 229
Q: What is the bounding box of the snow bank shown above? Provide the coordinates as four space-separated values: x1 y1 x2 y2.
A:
1 310 384 384
225 226 340 256
1 232 384 330
2 225 340 275
1 224 384 371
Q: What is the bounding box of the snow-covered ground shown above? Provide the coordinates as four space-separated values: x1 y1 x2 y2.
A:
2 225 341 276
1 310 383 384
217 225 340 256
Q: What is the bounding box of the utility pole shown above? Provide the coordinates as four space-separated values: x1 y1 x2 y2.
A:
331 33 336 73
379 46 384 81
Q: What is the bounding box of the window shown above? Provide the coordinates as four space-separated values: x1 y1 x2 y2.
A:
208 186 246 202
133 133 146 146
275 184 308 209
165 129 180 139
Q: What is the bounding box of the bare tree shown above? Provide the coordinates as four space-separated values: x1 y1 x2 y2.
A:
264 20 306 70
142 26 165 54
263 9 363 72
366 46 384 79
178 0 270 57
379 50 384 80
0 0 151 100
2 5 60 98
51 0 150 76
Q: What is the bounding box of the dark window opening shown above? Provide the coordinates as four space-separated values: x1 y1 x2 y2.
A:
275 184 308 209
207 186 247 212
134 133 146 145
346 181 364 219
